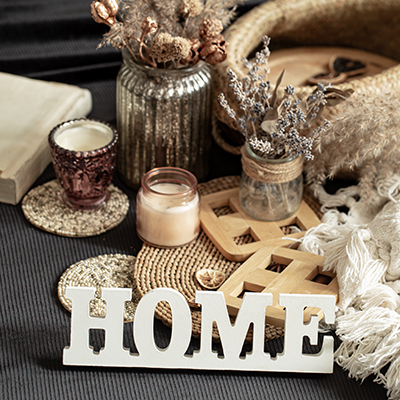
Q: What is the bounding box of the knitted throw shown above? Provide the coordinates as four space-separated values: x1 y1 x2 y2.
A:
299 179 400 399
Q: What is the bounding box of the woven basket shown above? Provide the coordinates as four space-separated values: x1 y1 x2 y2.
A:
212 0 400 154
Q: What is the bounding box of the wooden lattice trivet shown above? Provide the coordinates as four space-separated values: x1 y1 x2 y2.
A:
218 246 339 328
135 176 323 342
200 188 321 262
58 254 139 322
22 180 129 237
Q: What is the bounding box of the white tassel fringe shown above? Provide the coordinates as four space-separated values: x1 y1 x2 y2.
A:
300 184 400 398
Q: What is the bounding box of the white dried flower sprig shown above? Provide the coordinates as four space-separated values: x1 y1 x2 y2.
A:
218 36 350 161
266 82 331 160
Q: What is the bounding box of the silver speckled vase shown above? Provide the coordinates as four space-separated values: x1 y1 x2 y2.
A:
116 49 212 189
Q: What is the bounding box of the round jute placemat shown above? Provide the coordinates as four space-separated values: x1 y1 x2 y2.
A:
135 175 322 342
58 254 139 322
22 180 129 237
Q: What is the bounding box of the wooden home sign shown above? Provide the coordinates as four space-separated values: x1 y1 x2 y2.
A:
63 287 335 373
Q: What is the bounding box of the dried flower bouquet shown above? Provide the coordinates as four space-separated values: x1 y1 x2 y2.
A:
218 36 353 162
218 36 351 221
91 0 238 68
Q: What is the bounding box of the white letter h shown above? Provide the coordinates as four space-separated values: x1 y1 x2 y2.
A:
63 287 132 366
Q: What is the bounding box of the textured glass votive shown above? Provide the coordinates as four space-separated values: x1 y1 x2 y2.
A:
136 167 200 248
48 118 118 211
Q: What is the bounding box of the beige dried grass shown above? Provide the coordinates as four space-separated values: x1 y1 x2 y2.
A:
305 91 400 207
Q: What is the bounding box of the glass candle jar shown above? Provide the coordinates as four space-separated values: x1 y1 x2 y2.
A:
48 118 118 211
136 167 200 248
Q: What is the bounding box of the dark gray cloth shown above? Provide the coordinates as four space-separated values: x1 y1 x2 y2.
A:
0 1 388 398
0 166 388 400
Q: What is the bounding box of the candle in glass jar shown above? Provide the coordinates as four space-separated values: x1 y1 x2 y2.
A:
136 168 200 248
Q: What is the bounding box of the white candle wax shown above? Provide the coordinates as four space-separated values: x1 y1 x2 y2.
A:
137 182 200 247
55 122 113 151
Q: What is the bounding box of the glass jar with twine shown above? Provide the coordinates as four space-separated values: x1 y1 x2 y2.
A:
239 143 304 221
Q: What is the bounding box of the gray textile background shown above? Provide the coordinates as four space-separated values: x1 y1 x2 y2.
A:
0 0 389 399
1 167 389 400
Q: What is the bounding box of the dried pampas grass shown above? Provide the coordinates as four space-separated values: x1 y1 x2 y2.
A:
305 91 400 207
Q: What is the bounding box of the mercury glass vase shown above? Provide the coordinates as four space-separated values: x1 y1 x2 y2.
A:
239 143 303 221
116 49 212 189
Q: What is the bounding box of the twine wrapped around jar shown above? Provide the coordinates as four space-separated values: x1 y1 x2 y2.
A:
240 145 304 184
239 144 304 221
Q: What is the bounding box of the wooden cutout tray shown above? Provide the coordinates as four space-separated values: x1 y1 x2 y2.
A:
200 188 321 262
267 46 398 88
217 246 339 328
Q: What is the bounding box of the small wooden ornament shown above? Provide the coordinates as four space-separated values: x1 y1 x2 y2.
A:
200 188 320 262
217 246 339 328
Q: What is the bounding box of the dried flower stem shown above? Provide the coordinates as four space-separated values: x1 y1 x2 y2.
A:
219 36 339 161
91 0 238 68
139 33 156 68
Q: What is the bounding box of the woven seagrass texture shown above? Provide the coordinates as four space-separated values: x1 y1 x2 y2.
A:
22 180 130 237
212 0 400 153
58 254 139 322
134 175 322 342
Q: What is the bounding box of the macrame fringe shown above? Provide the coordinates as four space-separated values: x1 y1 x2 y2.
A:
376 174 400 203
335 307 400 399
300 183 400 399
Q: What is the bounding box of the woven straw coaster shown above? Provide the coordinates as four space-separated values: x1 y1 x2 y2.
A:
135 175 322 343
58 254 139 322
22 180 129 237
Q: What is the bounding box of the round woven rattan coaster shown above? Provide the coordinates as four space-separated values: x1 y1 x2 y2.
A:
58 254 138 322
22 180 129 237
135 175 322 342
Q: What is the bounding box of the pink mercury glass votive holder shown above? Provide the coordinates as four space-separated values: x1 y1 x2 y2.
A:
48 118 118 211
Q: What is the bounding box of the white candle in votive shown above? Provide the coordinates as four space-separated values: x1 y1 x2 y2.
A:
136 182 200 247
55 122 113 151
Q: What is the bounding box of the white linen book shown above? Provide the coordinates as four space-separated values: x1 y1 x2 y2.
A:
0 72 92 204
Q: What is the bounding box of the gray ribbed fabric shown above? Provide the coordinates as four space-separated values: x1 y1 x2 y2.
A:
0 167 388 400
